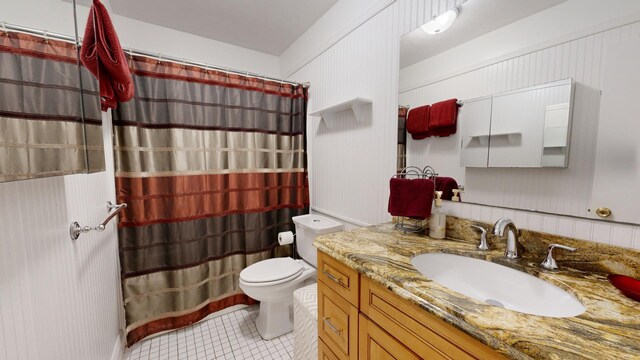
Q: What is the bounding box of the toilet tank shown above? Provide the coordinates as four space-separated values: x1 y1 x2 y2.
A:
292 214 342 268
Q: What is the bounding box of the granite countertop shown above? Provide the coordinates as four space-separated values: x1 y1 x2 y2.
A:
313 218 640 360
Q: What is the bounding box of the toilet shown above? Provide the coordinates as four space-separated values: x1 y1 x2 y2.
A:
239 214 342 340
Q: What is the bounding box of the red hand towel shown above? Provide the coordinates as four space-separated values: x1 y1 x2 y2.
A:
434 176 460 201
80 0 134 111
406 105 430 140
388 178 435 219
427 99 459 137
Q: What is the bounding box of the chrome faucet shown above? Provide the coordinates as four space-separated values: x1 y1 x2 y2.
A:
540 244 576 270
492 218 524 259
470 224 489 251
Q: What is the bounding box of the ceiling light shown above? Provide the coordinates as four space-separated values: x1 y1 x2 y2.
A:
421 7 459 35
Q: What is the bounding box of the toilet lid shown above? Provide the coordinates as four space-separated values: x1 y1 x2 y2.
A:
240 257 304 283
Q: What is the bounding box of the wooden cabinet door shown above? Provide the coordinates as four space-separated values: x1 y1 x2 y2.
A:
318 281 359 360
359 314 420 360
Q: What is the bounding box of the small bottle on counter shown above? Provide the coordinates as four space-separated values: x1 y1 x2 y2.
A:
451 189 460 202
429 191 446 239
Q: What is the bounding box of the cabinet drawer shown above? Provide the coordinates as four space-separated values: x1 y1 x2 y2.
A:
360 276 506 360
318 251 360 306
359 314 420 360
318 280 358 360
319 339 341 360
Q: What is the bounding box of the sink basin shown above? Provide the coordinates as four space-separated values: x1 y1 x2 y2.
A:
411 253 586 318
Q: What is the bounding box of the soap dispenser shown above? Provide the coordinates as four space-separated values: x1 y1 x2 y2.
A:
429 191 446 239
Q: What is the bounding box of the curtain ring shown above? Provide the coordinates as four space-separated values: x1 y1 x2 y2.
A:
42 30 49 44
1 22 8 36
181 58 187 69
156 55 162 64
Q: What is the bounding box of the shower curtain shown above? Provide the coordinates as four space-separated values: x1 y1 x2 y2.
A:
397 106 408 172
113 55 309 345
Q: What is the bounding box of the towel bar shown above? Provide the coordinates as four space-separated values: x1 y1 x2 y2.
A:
70 201 127 240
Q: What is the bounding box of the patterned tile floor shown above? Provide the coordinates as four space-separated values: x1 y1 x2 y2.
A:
123 305 293 360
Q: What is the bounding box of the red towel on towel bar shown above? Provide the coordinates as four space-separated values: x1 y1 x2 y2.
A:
388 178 435 219
406 105 430 140
80 0 134 111
427 99 459 137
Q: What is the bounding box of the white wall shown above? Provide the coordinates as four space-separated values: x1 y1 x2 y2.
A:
400 0 640 92
285 0 464 227
75 1 280 77
0 1 123 359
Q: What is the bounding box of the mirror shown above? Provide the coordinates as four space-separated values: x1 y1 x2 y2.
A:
399 0 640 224
0 0 104 183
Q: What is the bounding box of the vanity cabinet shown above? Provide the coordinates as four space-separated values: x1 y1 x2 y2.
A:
317 250 506 360
317 251 360 360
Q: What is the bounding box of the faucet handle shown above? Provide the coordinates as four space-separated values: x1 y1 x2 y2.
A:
470 225 489 251
540 244 576 270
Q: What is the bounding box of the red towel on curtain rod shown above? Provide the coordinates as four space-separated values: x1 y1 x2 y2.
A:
80 0 134 111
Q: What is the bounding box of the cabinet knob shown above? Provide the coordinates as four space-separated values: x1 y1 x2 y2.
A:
595 207 612 218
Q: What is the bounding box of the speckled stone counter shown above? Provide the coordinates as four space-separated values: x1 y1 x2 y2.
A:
313 217 640 360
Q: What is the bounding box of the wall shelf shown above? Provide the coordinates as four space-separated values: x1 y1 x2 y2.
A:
468 131 521 145
309 97 372 129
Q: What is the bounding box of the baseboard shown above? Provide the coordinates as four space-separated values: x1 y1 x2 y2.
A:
110 332 124 360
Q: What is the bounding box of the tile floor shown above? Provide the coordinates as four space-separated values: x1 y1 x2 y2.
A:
123 305 293 360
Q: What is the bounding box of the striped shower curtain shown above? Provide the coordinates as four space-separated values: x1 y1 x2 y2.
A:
113 55 309 345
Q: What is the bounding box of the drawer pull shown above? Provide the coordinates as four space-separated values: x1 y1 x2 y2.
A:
322 269 344 285
323 317 343 336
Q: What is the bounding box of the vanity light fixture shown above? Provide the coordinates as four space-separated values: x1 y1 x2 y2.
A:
421 7 459 35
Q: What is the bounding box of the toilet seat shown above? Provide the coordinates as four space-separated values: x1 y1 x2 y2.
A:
240 257 304 286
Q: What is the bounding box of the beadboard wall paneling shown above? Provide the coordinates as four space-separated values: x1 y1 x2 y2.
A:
397 0 467 36
280 0 466 79
280 0 395 78
400 21 640 220
288 3 400 226
443 202 640 250
286 0 462 227
0 171 122 360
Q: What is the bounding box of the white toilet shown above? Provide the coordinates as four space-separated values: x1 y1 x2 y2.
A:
239 214 342 340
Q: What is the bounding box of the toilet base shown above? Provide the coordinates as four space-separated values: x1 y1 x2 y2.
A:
255 297 293 340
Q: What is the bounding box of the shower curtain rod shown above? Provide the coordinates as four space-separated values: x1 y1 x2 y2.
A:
1 21 304 87
1 22 77 44
124 48 303 87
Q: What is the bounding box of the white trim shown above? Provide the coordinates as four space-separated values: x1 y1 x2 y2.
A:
310 206 372 227
400 12 640 93
110 333 124 360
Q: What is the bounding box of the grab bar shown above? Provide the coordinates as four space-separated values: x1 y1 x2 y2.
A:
69 201 127 240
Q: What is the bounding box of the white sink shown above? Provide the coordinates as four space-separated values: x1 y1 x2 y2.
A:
411 253 585 318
